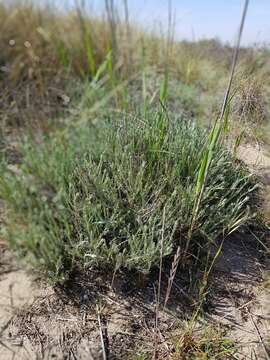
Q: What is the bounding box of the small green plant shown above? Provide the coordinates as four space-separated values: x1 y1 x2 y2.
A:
173 325 236 359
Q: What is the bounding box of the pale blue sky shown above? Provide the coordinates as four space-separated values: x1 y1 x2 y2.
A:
56 0 270 45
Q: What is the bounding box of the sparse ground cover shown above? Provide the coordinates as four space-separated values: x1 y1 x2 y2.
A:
0 1 270 359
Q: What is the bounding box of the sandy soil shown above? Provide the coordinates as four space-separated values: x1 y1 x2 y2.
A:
207 142 270 359
209 233 270 359
0 247 37 359
0 249 183 359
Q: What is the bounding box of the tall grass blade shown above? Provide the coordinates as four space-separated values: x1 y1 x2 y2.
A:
123 0 132 78
185 0 250 255
105 0 118 64
84 23 96 78
75 0 96 78
141 42 148 115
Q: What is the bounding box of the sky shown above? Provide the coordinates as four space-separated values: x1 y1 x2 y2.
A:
59 0 270 46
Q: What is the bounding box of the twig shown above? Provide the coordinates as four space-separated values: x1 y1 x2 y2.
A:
34 324 44 359
154 207 166 358
9 283 14 308
97 306 108 360
0 315 15 337
0 340 15 354
249 311 270 360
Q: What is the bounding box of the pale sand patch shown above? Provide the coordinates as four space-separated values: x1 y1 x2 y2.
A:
0 266 36 359
238 143 270 171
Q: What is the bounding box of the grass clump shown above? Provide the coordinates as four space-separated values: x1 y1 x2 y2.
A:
233 74 269 125
0 110 256 282
173 325 236 359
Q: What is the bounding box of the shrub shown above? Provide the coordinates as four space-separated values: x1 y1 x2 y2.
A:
233 75 268 125
0 110 256 282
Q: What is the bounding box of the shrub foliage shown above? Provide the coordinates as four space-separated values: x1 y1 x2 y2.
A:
0 111 256 281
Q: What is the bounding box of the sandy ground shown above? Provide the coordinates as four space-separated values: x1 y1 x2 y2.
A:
209 233 270 360
238 143 270 170
210 142 270 359
0 249 182 359
0 248 37 359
